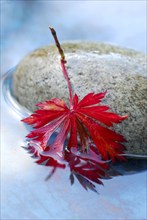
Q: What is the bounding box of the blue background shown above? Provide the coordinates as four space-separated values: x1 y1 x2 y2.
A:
1 0 146 75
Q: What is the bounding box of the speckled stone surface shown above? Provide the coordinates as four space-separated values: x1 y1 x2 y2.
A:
13 42 147 155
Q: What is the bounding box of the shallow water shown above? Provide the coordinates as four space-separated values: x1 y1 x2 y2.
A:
1 68 147 219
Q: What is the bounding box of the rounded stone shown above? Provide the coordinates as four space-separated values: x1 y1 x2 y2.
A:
13 42 147 156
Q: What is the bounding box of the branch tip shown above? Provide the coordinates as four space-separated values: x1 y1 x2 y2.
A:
49 27 73 106
49 26 65 62
49 26 56 35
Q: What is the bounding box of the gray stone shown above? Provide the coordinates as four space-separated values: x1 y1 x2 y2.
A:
13 42 147 156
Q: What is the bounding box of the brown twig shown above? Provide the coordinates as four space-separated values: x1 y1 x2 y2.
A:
49 27 66 63
49 26 73 107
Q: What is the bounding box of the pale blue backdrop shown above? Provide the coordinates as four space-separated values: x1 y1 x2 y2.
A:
1 0 146 75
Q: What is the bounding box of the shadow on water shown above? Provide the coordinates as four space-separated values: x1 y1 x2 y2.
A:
109 158 147 176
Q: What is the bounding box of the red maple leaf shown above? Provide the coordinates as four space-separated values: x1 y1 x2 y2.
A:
22 27 128 191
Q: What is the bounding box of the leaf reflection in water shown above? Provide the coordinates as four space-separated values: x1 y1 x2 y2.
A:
23 139 146 193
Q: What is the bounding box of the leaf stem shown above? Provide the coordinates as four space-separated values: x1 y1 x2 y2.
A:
49 27 73 107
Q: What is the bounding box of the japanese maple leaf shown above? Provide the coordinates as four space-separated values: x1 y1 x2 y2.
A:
22 27 128 190
23 90 127 161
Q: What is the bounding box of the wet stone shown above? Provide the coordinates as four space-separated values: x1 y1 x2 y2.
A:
13 42 147 156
